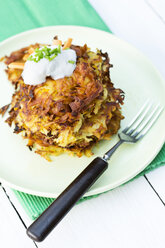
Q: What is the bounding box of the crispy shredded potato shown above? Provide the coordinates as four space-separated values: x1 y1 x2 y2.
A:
0 39 124 161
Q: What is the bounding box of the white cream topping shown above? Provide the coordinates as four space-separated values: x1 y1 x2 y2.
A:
22 45 77 85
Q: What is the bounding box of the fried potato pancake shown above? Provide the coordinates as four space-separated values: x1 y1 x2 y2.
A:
1 42 124 161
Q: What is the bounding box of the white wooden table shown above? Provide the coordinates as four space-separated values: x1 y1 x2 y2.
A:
1 0 165 247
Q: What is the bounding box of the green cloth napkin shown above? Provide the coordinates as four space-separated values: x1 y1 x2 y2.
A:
1 0 165 220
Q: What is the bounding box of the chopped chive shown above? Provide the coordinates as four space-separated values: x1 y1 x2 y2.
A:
27 45 62 63
68 60 75 64
49 54 57 61
57 45 61 53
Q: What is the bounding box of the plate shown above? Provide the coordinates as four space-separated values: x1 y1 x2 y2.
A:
0 26 165 198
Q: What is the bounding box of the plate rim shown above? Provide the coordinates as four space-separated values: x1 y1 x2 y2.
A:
0 25 165 198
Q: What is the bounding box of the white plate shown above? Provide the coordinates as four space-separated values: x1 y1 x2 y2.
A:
0 26 165 198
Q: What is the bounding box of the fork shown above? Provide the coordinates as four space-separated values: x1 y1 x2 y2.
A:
27 100 164 242
103 100 163 161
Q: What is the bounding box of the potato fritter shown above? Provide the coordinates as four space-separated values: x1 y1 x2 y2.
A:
1 42 124 161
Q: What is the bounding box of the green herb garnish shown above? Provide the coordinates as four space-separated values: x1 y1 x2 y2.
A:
68 60 75 64
28 45 61 62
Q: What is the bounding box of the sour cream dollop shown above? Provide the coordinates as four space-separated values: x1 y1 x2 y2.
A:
22 45 77 85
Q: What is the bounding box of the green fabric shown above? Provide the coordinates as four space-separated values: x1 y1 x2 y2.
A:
0 0 165 220
0 0 109 42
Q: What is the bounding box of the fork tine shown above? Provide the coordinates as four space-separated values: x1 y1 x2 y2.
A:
132 103 160 137
124 100 152 135
136 106 164 140
127 102 153 135
122 99 150 133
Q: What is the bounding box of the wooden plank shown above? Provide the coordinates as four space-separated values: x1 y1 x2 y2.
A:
6 177 163 248
145 0 165 23
89 0 165 79
4 176 165 248
3 186 33 227
0 186 36 248
145 166 165 203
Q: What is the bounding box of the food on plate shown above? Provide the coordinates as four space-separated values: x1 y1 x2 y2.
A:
0 37 124 161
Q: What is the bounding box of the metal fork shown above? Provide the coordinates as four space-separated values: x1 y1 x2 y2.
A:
103 100 164 161
27 100 164 242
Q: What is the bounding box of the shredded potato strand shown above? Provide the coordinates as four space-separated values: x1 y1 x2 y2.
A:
63 38 72 50
52 40 62 46
8 62 24 69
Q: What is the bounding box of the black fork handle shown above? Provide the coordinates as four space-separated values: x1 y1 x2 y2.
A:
26 157 108 242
